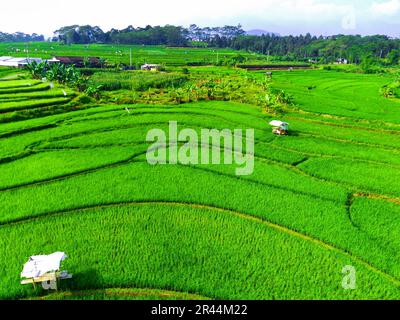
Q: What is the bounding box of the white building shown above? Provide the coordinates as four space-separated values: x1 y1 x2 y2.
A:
46 57 61 64
0 56 13 62
335 58 349 65
141 64 162 71
0 56 43 68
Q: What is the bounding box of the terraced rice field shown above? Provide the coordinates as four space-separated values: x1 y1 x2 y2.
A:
0 68 400 300
0 77 76 122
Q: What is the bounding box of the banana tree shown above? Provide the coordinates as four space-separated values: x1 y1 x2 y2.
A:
26 61 48 80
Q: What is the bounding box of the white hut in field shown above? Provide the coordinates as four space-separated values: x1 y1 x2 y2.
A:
269 120 289 136
46 57 61 64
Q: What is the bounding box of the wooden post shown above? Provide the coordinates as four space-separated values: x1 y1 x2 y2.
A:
21 271 71 290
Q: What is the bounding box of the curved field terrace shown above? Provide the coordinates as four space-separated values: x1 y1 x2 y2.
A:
0 65 399 300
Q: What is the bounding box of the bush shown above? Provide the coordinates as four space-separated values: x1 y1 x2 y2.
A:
381 81 400 99
77 94 94 104
89 71 188 91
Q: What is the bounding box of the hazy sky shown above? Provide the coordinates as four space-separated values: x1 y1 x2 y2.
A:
1 0 399 37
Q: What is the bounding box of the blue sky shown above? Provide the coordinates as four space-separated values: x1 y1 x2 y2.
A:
1 0 399 37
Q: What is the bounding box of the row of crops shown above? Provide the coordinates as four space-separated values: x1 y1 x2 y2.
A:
0 96 399 299
0 77 76 122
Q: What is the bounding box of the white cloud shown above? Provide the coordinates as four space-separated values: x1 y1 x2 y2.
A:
371 0 400 16
0 0 358 36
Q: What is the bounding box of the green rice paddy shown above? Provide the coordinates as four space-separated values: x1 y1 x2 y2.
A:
0 61 399 300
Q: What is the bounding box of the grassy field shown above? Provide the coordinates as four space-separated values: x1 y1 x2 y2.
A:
0 55 400 300
270 70 400 123
0 72 77 124
0 43 270 67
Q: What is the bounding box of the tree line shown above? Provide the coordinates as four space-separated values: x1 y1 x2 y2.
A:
0 32 44 42
228 34 400 64
52 24 245 46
